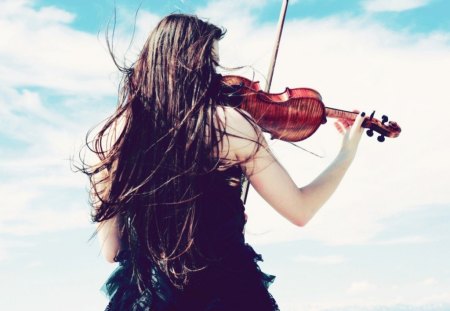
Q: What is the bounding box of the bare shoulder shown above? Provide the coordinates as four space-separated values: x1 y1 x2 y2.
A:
214 106 266 162
215 106 258 133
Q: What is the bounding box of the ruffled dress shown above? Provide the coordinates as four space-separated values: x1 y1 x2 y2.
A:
102 165 280 311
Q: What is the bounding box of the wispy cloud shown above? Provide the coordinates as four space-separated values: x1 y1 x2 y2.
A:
0 0 115 95
296 278 450 310
293 254 346 264
347 281 377 294
0 89 95 236
0 1 116 238
0 242 10 262
0 177 91 236
373 235 430 245
423 277 438 287
363 0 432 12
0 238 33 263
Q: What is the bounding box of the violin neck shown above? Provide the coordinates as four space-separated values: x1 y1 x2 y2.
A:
325 107 358 121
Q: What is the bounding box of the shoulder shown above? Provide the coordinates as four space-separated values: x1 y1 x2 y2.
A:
214 106 266 161
214 106 263 144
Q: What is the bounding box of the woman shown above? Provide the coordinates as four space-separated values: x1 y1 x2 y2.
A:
84 14 366 311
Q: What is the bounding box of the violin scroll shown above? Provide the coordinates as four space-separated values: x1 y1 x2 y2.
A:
361 110 401 143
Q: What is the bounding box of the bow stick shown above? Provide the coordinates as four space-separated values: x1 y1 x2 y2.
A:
241 0 289 204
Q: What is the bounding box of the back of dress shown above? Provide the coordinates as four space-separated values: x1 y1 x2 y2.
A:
102 165 279 311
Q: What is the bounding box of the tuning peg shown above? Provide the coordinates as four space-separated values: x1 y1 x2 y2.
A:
377 135 385 142
369 110 376 120
366 129 374 137
381 115 388 124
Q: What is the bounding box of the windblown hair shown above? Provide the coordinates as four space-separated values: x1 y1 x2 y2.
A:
80 14 262 290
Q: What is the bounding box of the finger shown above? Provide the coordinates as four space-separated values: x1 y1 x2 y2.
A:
337 117 353 128
334 121 345 135
337 118 353 129
350 111 367 136
343 120 352 128
337 110 360 127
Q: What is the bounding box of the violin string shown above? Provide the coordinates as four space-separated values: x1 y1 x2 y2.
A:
284 141 324 158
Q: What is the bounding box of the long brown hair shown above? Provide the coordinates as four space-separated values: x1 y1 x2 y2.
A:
81 14 261 290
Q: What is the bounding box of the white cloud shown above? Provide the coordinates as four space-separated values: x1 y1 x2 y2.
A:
0 0 115 95
292 277 450 310
0 178 91 236
0 238 33 263
423 277 438 287
363 0 432 12
0 1 162 96
35 6 75 23
347 281 377 294
0 204 90 236
293 254 346 264
374 235 430 245
0 0 74 23
0 243 9 262
0 67 100 238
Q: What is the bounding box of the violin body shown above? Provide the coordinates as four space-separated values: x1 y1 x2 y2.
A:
221 75 401 142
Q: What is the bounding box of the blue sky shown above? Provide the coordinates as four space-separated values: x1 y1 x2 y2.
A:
1 0 450 310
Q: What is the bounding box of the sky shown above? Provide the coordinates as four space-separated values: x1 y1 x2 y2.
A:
0 0 449 310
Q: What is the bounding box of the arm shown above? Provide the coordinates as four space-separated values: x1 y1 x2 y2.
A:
93 169 123 263
97 216 122 263
221 107 366 227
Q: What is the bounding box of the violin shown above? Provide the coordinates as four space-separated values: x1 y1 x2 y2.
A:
221 75 402 143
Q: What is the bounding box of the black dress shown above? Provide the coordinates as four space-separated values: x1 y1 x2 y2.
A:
102 165 280 311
